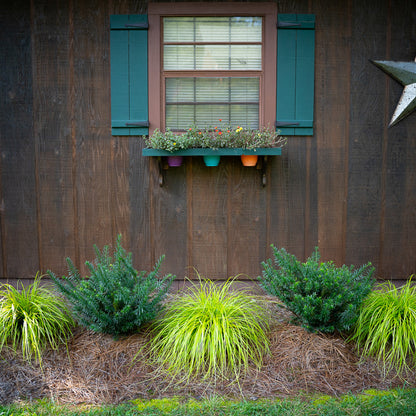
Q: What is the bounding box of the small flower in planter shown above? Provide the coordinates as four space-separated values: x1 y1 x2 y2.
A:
143 120 287 151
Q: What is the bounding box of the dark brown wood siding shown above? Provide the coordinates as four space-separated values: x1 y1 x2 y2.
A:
1 0 416 287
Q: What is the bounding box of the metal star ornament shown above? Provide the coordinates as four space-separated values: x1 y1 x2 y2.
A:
372 58 416 127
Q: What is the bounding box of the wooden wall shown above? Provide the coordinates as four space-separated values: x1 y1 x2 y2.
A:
1 0 416 288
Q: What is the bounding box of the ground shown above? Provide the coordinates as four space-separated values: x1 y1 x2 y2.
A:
0 298 414 405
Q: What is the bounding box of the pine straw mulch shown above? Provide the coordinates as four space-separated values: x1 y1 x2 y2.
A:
0 299 415 405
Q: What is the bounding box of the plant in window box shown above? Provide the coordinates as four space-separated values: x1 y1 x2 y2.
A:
143 123 286 167
145 128 190 167
224 125 287 166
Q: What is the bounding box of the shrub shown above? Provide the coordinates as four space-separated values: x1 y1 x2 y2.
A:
0 272 74 365
349 279 416 375
258 246 375 333
144 276 270 383
49 235 175 337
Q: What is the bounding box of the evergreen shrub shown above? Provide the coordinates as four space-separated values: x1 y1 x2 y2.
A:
259 246 374 333
49 235 174 337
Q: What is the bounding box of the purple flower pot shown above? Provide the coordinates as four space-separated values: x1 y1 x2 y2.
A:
167 156 183 167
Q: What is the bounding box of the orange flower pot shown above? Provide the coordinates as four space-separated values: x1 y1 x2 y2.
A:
241 154 258 166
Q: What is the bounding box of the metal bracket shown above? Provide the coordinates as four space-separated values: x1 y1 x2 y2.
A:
275 121 300 127
156 156 270 187
124 22 149 29
256 156 268 187
156 157 165 187
125 121 149 127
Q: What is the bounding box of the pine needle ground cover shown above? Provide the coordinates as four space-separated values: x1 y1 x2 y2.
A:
0 297 414 405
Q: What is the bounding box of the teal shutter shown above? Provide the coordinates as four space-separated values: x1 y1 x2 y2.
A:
276 14 315 136
110 15 149 136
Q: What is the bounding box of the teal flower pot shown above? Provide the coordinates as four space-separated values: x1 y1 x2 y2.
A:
203 155 220 167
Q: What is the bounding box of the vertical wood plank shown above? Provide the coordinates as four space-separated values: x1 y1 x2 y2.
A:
268 0 313 264
314 0 351 265
270 139 309 260
110 1 148 270
130 139 151 273
268 151 290 255
346 0 388 270
152 160 188 280
73 0 114 272
32 0 76 278
378 0 416 278
228 158 267 280
0 0 39 278
191 159 228 280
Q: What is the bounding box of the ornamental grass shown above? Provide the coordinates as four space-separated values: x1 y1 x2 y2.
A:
0 273 74 366
143 277 270 384
350 278 416 376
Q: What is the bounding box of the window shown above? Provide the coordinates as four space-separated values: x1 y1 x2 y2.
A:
110 4 315 137
163 16 262 130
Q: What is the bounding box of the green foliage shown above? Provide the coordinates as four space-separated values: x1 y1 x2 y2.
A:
49 235 174 337
144 123 286 151
2 389 416 415
259 246 375 333
350 279 416 376
0 272 74 365
144 276 270 383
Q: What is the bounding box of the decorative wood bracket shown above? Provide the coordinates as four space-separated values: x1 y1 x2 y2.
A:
256 156 268 187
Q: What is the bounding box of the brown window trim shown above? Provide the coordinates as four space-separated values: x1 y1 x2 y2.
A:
148 2 277 135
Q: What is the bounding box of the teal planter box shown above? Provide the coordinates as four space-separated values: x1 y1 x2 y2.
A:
142 148 282 157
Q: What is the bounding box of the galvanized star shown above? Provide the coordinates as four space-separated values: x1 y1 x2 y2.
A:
372 58 416 127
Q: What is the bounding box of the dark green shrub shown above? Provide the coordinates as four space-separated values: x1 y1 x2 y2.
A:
48 235 174 337
258 246 374 333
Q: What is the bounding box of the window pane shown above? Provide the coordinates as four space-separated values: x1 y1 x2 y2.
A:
166 104 259 129
165 77 259 129
163 17 195 42
195 78 232 102
230 17 262 42
166 78 195 102
164 45 195 70
163 16 262 70
230 104 259 128
230 46 261 70
166 77 259 103
230 78 259 101
194 18 230 42
165 105 196 129
164 45 261 70
163 17 262 43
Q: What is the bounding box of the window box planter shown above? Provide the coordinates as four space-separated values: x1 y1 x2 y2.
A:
142 147 282 157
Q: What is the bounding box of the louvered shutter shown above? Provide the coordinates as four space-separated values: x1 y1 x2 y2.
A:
110 15 149 135
276 14 315 136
